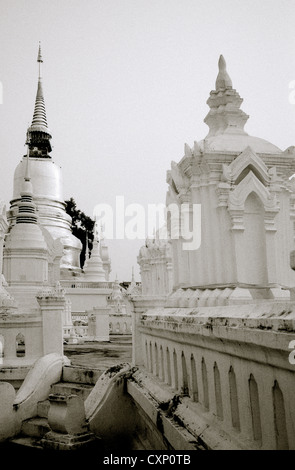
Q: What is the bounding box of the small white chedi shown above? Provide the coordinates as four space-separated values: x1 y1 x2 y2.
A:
0 144 66 368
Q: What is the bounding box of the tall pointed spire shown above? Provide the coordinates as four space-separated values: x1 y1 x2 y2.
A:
204 55 249 137
83 219 106 281
126 266 136 294
112 273 121 293
99 222 105 245
215 55 232 90
27 43 52 157
82 232 90 270
37 41 43 78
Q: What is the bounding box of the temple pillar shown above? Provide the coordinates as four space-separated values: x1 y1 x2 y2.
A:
37 283 66 356
86 307 110 342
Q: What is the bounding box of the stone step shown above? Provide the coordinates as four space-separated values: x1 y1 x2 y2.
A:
8 436 44 451
37 399 50 418
21 417 50 438
50 382 94 400
62 365 103 385
0 366 31 391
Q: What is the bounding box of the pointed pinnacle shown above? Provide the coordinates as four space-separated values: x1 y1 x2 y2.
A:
37 42 43 63
215 55 232 90
32 80 47 122
218 55 226 72
194 141 201 155
184 143 192 157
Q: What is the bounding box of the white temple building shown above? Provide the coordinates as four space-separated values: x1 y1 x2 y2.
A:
0 50 295 453
131 55 295 450
7 46 82 279
0 144 66 373
0 45 129 369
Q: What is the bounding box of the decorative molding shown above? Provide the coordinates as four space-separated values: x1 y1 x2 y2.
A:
37 281 66 300
227 171 279 231
223 146 270 185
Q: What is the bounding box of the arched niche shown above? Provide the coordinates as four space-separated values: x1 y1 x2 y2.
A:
181 352 189 396
202 358 209 410
166 347 172 386
242 192 268 285
190 354 198 402
214 362 223 420
273 381 288 450
16 333 25 357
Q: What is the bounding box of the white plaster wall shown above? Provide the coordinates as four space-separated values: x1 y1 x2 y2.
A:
13 158 63 201
64 289 110 313
0 321 43 364
138 313 295 450
109 315 132 334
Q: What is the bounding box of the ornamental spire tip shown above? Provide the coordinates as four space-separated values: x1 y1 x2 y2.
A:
37 42 43 63
215 54 232 90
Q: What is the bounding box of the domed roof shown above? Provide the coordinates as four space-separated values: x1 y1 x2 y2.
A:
13 156 63 201
198 133 282 155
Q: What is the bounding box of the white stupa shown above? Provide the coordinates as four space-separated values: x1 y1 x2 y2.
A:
83 221 106 282
7 44 82 276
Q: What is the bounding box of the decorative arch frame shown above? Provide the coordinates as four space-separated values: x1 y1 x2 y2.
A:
223 146 270 186
227 171 279 231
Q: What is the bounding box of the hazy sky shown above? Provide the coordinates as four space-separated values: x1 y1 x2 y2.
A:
0 0 295 281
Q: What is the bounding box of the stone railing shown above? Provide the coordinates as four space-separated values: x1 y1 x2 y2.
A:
60 281 112 290
135 301 295 450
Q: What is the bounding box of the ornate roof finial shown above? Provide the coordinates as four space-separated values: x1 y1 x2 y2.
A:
215 55 232 90
27 44 52 156
204 55 249 137
37 42 43 79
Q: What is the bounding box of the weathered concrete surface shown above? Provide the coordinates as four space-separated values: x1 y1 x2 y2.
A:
62 365 103 385
0 382 17 441
13 353 64 425
0 365 31 390
64 335 132 370
47 394 88 435
85 363 136 450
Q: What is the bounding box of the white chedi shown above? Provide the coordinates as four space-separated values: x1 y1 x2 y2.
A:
83 222 106 282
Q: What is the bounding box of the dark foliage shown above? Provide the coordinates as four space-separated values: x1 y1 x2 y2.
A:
65 197 95 268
